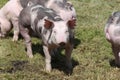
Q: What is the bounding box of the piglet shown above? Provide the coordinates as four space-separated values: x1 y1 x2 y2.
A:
19 4 75 73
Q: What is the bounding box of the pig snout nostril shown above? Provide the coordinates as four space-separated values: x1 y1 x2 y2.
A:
59 42 66 46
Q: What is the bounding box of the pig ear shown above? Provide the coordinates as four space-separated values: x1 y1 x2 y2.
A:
44 19 53 29
67 19 76 29
27 1 34 6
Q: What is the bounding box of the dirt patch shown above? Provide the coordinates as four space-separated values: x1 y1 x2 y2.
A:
0 60 28 73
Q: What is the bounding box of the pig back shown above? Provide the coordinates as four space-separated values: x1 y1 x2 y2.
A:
30 5 62 36
20 0 48 8
19 6 31 28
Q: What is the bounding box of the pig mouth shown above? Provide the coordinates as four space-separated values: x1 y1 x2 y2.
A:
59 42 66 47
56 42 67 48
50 42 66 48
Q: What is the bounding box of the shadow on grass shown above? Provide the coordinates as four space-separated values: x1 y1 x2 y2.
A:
5 37 80 75
31 37 80 75
73 37 81 49
109 59 120 68
32 43 45 57
51 52 79 75
32 37 81 55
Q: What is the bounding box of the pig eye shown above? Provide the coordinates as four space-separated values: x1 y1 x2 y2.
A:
53 30 56 34
65 30 69 34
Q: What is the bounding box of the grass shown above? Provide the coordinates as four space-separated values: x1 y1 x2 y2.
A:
1 0 120 80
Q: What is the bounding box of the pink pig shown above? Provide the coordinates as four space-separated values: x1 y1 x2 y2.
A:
0 0 23 41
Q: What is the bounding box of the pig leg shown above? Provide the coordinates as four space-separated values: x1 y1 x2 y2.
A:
0 19 11 38
11 18 19 41
20 25 33 58
112 44 120 66
0 33 5 38
43 45 51 72
0 27 6 38
0 25 4 38
65 43 73 73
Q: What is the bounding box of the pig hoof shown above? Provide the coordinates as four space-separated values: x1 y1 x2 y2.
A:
28 54 33 58
65 62 73 74
65 69 72 75
45 69 51 72
45 65 51 72
12 39 17 42
0 34 5 38
12 37 18 42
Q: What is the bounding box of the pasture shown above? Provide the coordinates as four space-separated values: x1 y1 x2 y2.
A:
0 0 120 80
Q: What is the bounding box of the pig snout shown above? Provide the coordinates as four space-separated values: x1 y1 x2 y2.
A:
57 34 69 45
52 27 69 46
59 42 66 46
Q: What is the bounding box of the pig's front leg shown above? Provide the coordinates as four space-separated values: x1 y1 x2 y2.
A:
65 43 73 73
112 44 120 67
0 32 5 38
11 18 19 41
43 45 51 72
20 25 33 58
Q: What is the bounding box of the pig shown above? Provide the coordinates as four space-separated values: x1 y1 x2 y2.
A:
19 0 76 26
105 11 120 66
19 4 75 72
0 0 23 41
45 0 76 22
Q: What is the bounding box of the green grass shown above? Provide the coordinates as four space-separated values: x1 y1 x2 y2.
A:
1 0 120 80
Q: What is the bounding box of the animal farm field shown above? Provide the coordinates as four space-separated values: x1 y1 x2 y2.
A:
0 0 120 80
